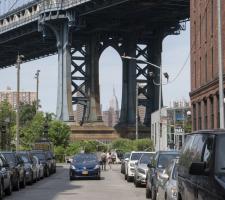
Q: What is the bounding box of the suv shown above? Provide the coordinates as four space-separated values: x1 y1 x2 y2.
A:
31 150 51 177
0 154 12 198
125 151 145 182
146 150 179 200
178 130 225 200
1 152 26 191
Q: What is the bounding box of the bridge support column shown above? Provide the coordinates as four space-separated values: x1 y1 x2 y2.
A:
55 22 73 121
120 36 137 126
86 35 102 122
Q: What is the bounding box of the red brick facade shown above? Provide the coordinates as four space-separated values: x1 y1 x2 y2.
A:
190 0 225 130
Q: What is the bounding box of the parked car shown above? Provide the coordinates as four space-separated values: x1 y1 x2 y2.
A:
69 153 101 180
1 152 26 191
18 151 38 184
0 154 12 198
125 151 145 182
146 150 179 200
178 130 225 200
133 152 155 187
33 156 44 180
121 152 130 174
157 158 178 200
45 150 56 174
31 150 51 177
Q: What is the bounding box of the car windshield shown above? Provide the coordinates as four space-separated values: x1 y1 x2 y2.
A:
124 153 130 159
73 154 97 163
3 153 16 164
172 164 178 180
20 154 30 163
140 153 154 164
158 153 178 169
130 153 143 161
33 153 46 161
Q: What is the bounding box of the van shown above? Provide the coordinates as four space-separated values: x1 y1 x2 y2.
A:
177 130 225 200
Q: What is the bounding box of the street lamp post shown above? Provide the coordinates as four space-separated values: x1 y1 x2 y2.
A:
136 82 139 140
217 0 224 128
122 55 166 150
35 70 40 112
16 54 24 152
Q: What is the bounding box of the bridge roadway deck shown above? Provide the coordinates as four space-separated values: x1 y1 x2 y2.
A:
5 164 145 200
0 0 189 68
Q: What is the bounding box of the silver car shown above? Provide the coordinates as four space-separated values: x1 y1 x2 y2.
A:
133 152 155 187
157 159 178 200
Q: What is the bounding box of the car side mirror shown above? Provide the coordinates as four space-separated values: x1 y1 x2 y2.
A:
124 158 129 162
189 162 206 175
147 163 154 168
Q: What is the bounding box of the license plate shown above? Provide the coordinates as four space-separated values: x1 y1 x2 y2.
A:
82 171 88 175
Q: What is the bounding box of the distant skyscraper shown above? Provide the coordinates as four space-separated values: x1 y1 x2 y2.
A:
0 87 36 109
102 88 120 127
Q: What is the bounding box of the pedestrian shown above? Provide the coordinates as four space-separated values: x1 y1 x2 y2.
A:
107 152 112 170
100 151 107 171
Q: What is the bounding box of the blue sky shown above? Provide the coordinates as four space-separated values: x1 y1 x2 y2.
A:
0 23 190 113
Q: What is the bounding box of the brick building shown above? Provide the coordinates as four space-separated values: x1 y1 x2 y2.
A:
0 87 36 109
190 0 225 130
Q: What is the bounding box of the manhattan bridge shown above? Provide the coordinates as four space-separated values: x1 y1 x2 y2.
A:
0 0 189 138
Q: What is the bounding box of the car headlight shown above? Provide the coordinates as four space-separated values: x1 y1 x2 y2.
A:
129 163 135 167
171 187 177 197
94 165 100 169
71 165 76 170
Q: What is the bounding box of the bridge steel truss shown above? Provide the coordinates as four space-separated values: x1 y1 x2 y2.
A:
0 0 189 136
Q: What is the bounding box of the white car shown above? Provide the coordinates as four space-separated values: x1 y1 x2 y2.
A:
125 151 146 182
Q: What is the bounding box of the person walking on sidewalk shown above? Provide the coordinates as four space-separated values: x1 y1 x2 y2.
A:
107 152 112 170
100 151 107 171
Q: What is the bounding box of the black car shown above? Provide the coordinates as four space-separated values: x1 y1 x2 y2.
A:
69 153 101 180
1 152 26 191
178 130 225 200
17 151 38 184
0 154 12 198
45 151 56 174
146 150 179 200
31 150 51 177
120 152 130 174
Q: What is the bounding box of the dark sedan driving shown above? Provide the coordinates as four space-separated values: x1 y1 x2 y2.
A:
69 153 101 180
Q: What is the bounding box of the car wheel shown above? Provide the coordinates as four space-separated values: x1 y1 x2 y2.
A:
14 176 20 191
127 176 132 182
146 182 151 199
46 168 50 177
20 175 26 188
135 180 140 188
0 181 3 200
151 186 157 200
125 174 127 180
5 178 12 196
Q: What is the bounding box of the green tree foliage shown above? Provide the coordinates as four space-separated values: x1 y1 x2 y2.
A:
134 139 154 151
19 102 37 127
48 120 71 147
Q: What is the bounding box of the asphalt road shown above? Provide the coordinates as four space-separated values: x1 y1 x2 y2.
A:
5 164 146 200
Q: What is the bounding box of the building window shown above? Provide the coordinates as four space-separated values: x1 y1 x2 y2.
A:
194 61 197 88
210 97 214 128
211 0 214 36
205 53 207 82
217 95 220 128
198 102 202 130
193 104 197 131
204 99 207 129
205 9 207 42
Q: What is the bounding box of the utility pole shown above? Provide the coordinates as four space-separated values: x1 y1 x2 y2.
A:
136 82 139 140
16 54 24 152
217 0 224 128
35 70 40 112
